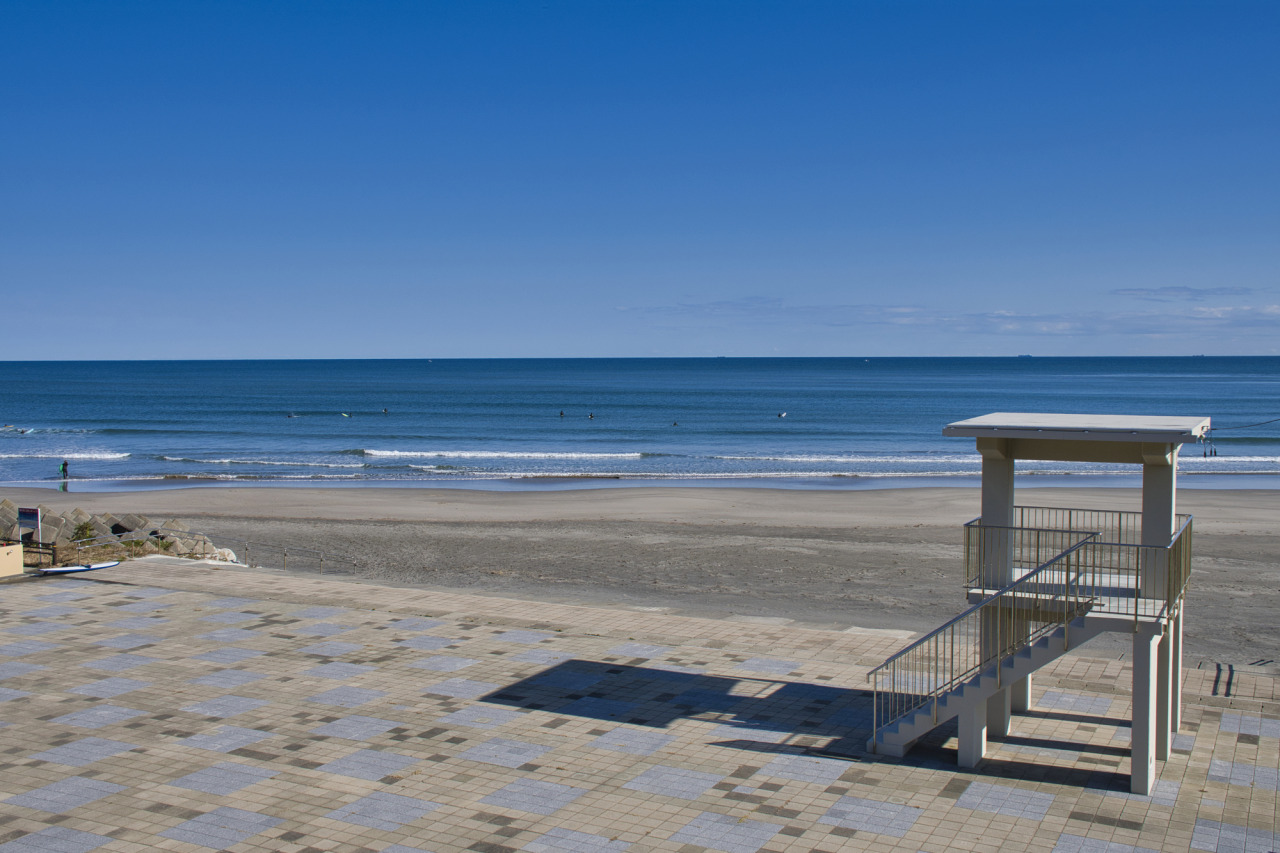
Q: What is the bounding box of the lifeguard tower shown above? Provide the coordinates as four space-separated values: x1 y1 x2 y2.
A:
866 413 1209 795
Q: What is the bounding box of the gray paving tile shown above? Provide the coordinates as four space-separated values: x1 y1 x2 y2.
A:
389 617 444 631
590 727 676 756
1053 832 1161 853
295 622 350 637
382 847 437 853
50 704 145 729
409 655 479 672
170 761 279 795
182 695 270 718
35 590 91 602
197 628 258 643
82 653 158 672
735 657 799 675
0 641 58 656
0 687 30 702
1208 760 1279 791
624 765 722 799
667 811 782 853
66 677 149 698
299 641 364 656
181 725 273 753
398 635 454 651
208 597 260 609
1220 712 1280 739
159 806 283 848
0 825 114 852
24 605 79 618
7 623 64 636
481 778 588 815
1173 733 1197 752
0 662 47 680
1038 690 1113 715
293 606 348 619
122 587 173 599
311 715 399 740
201 611 257 624
607 643 670 658
1191 818 1279 852
435 706 524 729
305 661 374 679
107 616 169 630
308 686 387 707
4 776 126 813
29 737 136 767
193 647 264 664
190 669 267 688
423 677 499 700
512 649 573 665
529 669 603 691
317 748 417 780
818 795 921 837
1104 779 1179 807
116 600 170 613
759 752 849 784
495 630 553 644
459 737 552 768
559 697 637 720
523 827 631 853
711 721 791 744
326 790 441 831
955 780 1056 820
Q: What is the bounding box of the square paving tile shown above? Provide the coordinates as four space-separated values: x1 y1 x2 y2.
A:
170 761 279 795
82 653 158 672
409 655 479 672
758 752 849 784
481 778 588 815
1190 818 1279 852
159 806 283 848
299 641 364 656
1053 833 1160 853
624 764 722 799
735 657 799 675
0 662 46 680
190 669 267 687
495 630 553 644
423 677 499 699
819 795 921 837
198 628 259 642
0 641 58 656
181 725 273 753
326 790 441 831
29 737 136 767
590 727 676 756
311 715 400 740
398 635 455 651
305 661 374 679
50 704 145 729
183 695 271 718
955 780 1056 820
1039 689 1113 715
0 826 114 852
522 827 631 852
0 687 30 702
317 748 418 780
512 649 573 665
459 737 552 768
295 622 351 637
667 811 782 853
435 705 525 729
193 647 265 663
607 643 670 658
1207 760 1279 791
389 617 444 631
308 686 387 707
5 777 126 813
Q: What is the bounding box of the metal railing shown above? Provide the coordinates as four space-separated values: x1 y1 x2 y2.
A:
868 507 1193 745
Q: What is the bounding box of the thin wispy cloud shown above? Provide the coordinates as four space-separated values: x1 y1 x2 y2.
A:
1111 286 1254 302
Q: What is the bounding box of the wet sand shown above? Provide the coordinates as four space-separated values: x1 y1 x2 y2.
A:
7 485 1279 666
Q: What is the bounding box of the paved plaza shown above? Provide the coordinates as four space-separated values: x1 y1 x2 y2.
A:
0 557 1276 852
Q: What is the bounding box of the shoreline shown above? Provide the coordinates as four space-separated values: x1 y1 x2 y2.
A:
5 484 1277 665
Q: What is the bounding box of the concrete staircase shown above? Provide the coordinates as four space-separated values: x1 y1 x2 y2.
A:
868 615 1107 756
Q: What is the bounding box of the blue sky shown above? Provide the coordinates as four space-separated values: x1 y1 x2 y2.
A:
4 1 1277 359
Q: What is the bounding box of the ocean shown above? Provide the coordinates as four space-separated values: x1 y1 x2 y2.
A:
1 357 1277 491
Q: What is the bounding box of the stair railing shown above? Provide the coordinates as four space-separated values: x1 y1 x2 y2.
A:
868 528 1099 745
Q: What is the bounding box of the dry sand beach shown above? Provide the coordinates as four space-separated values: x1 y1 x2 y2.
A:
6 485 1279 667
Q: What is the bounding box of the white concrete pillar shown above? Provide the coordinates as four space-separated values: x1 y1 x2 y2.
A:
978 439 1015 737
1131 630 1161 795
958 704 987 768
1140 445 1177 603
987 686 1011 737
1011 675 1031 713
1156 624 1172 761
1172 606 1183 730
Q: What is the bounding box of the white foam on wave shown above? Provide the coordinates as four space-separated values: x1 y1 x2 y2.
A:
713 453 977 464
0 452 130 460
362 449 644 460
161 456 365 468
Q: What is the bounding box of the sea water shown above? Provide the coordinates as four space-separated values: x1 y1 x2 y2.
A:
0 357 1276 491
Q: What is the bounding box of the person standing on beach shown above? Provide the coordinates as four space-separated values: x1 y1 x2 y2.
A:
60 460 68 479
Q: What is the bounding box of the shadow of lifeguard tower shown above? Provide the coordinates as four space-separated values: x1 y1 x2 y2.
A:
866 413 1209 795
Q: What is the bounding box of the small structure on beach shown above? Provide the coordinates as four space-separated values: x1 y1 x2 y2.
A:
866 413 1210 795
